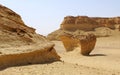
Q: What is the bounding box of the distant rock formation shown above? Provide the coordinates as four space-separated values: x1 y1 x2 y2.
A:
61 16 120 31
61 16 101 31
0 4 60 69
47 27 112 41
60 33 96 55
47 15 120 41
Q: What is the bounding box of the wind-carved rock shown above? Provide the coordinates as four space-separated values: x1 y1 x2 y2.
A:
79 34 96 55
60 34 79 51
60 33 96 56
0 4 60 69
61 16 120 31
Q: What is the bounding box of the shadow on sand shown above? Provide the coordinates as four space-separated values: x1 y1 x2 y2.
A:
0 60 60 71
89 54 107 57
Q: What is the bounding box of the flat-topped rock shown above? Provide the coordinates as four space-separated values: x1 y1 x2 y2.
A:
61 16 120 31
47 16 120 41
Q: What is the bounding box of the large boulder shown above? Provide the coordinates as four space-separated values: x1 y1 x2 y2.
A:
60 33 97 56
0 4 60 69
60 34 79 51
79 34 96 55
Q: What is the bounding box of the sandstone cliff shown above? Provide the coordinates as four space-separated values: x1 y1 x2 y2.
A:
61 16 101 31
47 16 120 40
61 16 120 31
0 4 60 69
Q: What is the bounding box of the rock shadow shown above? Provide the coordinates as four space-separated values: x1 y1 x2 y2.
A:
89 54 107 57
0 60 60 71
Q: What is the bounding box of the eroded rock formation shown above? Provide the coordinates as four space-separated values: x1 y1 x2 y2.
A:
60 33 96 56
61 16 120 31
60 33 79 51
79 34 96 55
0 4 60 69
47 16 120 40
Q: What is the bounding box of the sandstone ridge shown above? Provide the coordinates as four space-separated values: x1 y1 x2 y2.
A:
0 4 60 69
47 16 120 40
61 16 120 31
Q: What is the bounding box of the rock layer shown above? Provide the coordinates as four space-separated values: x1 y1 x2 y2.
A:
61 16 120 31
0 4 60 69
47 16 120 40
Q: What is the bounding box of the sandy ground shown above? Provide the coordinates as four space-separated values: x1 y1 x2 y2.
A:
0 30 120 75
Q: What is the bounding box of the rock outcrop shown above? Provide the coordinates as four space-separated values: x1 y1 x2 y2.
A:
61 16 101 31
60 33 96 55
47 16 120 40
0 4 60 69
61 16 120 31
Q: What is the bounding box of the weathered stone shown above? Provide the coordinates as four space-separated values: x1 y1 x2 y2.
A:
61 16 120 31
0 4 60 69
60 34 79 51
60 33 96 56
61 16 101 31
79 34 96 55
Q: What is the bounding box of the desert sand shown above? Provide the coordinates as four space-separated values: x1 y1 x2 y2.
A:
0 30 120 75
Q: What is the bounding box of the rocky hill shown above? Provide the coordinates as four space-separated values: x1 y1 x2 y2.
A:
0 4 60 69
61 16 120 31
47 16 120 40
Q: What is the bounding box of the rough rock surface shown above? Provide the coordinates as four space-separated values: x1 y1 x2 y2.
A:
60 33 96 55
79 34 96 55
61 16 101 31
0 4 60 69
61 16 120 31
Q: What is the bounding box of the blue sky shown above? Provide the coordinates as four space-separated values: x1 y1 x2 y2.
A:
0 0 120 35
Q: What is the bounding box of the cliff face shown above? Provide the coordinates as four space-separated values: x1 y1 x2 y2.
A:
61 16 120 31
47 16 120 40
0 4 60 69
61 16 100 31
